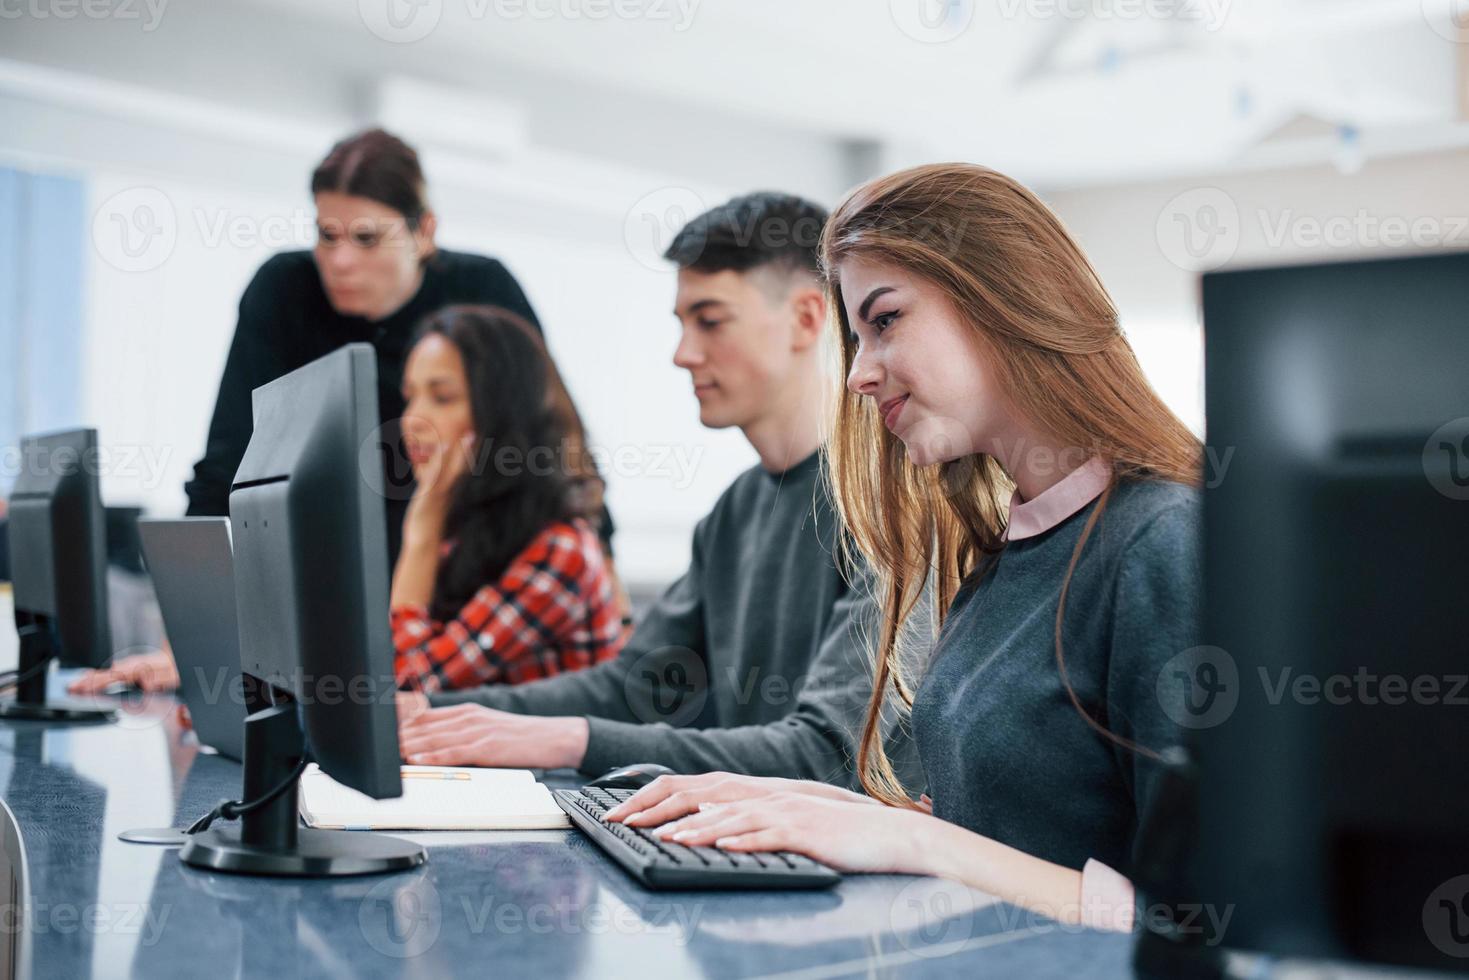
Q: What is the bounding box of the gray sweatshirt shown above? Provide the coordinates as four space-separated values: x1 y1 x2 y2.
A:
912 479 1201 873
431 451 918 786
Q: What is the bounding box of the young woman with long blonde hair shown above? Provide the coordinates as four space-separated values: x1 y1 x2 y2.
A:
602 163 1204 929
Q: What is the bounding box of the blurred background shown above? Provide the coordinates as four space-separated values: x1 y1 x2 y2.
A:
2 0 1468 605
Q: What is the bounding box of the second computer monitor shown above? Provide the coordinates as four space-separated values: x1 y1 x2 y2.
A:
228 342 401 800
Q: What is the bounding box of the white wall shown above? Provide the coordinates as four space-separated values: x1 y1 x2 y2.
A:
0 38 854 587
1043 146 1469 436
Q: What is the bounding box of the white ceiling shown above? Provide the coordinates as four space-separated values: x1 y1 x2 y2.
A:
2 0 1465 191
243 0 1466 187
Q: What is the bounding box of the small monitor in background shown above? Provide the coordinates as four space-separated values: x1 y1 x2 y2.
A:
179 343 423 877
137 517 248 761
1 428 115 722
1180 251 1469 972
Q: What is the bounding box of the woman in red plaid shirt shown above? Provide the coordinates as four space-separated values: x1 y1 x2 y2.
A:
389 305 628 692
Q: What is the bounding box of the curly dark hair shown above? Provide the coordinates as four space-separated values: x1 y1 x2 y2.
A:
413 305 604 622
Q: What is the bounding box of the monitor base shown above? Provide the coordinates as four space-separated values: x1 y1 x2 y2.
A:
180 825 425 877
1 616 115 723
118 827 192 846
0 700 115 723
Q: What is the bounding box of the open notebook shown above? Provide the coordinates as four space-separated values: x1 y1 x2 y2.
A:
298 764 571 831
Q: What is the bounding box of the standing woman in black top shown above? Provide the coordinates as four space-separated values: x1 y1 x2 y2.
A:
186 127 547 557
72 128 608 694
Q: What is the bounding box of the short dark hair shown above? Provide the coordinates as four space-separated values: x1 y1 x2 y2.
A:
311 128 429 229
663 192 827 278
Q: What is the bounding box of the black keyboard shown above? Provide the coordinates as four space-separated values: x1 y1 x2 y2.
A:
554 787 841 890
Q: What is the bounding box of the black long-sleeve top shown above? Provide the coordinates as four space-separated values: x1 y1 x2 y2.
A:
184 248 585 563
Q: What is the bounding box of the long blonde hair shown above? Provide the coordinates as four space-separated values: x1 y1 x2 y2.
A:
823 163 1202 807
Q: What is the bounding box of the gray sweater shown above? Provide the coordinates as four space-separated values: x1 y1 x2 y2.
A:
911 479 1201 873
432 451 916 785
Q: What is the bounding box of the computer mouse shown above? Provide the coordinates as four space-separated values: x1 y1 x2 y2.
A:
586 763 676 791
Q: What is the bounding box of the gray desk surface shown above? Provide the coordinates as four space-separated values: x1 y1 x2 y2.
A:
0 683 1134 979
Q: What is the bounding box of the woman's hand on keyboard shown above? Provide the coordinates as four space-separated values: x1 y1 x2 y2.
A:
651 792 934 874
605 771 876 828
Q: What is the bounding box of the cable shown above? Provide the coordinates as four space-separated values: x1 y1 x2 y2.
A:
0 627 57 694
185 752 310 835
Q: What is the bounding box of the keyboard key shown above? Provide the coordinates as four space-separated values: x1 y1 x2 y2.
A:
691 846 731 867
553 790 839 890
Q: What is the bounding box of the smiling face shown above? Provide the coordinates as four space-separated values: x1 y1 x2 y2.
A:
671 267 813 431
313 191 434 321
839 255 1017 467
400 332 475 478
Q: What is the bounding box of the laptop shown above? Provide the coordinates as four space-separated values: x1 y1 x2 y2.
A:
137 517 246 761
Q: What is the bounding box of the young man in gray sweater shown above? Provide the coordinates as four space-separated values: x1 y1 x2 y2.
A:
397 193 911 787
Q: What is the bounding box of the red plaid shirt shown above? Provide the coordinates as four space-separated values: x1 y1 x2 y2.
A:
392 519 627 692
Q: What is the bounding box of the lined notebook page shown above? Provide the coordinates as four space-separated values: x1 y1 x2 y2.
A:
299 764 570 830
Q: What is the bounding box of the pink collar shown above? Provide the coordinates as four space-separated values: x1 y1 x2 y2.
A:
1005 456 1112 541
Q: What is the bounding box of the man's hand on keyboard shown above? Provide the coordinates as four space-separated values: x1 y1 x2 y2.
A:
398 702 590 770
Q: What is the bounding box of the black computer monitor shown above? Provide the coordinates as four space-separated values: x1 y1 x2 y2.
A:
2 428 115 722
1188 252 1469 970
179 343 423 876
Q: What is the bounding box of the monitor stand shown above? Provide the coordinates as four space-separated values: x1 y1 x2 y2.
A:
0 612 116 723
179 702 425 876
